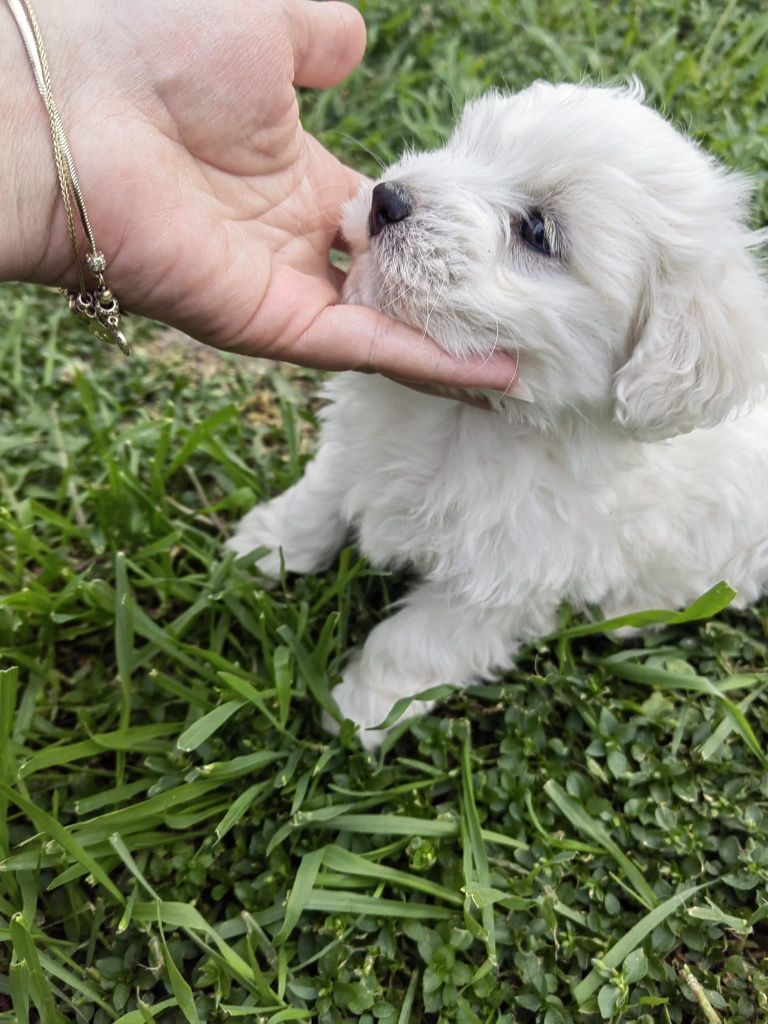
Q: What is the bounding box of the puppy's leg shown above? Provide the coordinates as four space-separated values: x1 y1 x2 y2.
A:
226 446 350 579
330 582 515 749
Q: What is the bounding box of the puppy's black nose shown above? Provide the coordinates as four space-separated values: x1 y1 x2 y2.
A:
369 182 412 237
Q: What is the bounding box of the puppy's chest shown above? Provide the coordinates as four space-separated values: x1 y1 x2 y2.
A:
324 378 623 598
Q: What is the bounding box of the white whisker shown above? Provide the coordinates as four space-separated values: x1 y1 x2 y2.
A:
328 131 387 172
418 281 445 346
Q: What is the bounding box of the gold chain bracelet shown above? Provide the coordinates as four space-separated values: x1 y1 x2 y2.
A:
6 0 129 354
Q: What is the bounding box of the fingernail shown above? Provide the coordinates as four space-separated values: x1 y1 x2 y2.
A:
510 379 535 403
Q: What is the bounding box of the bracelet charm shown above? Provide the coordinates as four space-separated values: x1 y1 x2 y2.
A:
67 287 129 355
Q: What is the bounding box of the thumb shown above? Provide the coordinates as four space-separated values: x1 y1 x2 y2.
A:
284 0 367 89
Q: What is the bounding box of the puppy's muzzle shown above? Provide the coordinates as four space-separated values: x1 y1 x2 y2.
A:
369 181 412 237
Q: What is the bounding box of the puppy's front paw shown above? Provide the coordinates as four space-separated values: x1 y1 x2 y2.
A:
228 498 337 580
226 502 287 579
324 655 437 751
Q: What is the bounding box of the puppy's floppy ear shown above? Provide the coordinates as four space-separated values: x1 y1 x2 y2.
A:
613 250 768 441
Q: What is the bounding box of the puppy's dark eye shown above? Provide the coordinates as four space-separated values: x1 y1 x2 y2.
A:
520 212 551 255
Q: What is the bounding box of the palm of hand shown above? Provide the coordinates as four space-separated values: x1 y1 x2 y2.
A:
62 0 362 361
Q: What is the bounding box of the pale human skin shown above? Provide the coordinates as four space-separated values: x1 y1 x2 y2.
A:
0 0 517 390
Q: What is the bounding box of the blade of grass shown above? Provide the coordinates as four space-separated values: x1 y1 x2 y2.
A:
192 750 283 781
550 582 735 639
322 845 463 906
8 958 31 1024
157 910 201 1024
460 723 496 965
573 882 706 1004
601 661 767 764
698 686 766 761
397 971 419 1024
687 901 751 933
131 901 259 987
371 684 459 731
274 846 327 944
214 783 268 844
266 1010 312 1024
176 700 245 752
20 723 180 778
544 780 656 908
0 782 124 904
277 625 338 720
218 673 291 738
0 667 19 863
9 913 66 1024
37 948 117 1018
114 551 134 786
113 999 178 1024
282 811 526 850
302 891 455 920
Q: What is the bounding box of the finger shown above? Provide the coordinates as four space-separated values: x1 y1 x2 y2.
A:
389 380 493 409
207 260 518 392
283 298 519 392
285 0 367 89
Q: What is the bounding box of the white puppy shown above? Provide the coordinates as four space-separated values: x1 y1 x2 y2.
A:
229 82 768 748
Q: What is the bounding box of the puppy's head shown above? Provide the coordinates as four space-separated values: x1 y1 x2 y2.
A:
342 82 768 439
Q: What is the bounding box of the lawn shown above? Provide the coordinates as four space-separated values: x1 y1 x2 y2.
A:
1 0 767 1022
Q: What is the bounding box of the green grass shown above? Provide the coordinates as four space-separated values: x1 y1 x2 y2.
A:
1 1 768 1021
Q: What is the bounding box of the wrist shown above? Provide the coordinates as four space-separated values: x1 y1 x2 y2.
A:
0 0 94 287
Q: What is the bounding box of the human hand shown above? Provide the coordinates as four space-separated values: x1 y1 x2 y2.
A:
0 0 517 391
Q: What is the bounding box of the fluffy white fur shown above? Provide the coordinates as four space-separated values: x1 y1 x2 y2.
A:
229 82 768 748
